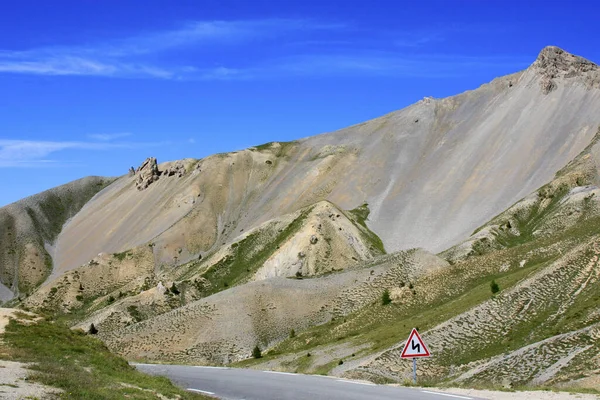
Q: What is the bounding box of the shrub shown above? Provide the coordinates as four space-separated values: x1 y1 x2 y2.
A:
490 280 500 294
107 296 115 304
252 345 262 359
381 289 392 305
338 360 344 365
88 323 98 335
170 283 180 295
289 329 296 338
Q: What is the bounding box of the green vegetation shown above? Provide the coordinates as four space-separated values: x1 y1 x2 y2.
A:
258 210 600 376
169 282 180 295
381 289 392 305
490 280 500 294
127 305 144 323
196 208 312 296
0 317 209 399
113 251 131 261
252 345 262 359
88 323 98 335
347 203 386 254
252 140 297 156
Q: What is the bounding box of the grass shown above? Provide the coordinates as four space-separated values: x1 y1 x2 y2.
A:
346 203 386 254
0 317 211 399
251 140 297 155
190 208 313 296
113 251 131 261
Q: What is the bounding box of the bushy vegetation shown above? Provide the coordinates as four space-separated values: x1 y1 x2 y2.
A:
0 316 209 399
381 289 392 305
197 208 312 296
347 203 386 254
490 280 500 294
252 345 262 359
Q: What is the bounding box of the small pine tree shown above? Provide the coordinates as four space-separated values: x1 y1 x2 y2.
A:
252 345 262 359
88 323 98 335
170 282 180 295
381 289 392 305
290 329 296 338
490 280 500 294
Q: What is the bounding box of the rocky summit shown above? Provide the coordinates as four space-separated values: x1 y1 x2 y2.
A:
2 46 600 392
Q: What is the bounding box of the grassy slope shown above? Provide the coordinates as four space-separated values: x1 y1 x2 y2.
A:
0 314 210 399
190 207 313 296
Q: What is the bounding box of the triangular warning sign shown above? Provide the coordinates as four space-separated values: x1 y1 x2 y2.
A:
400 328 431 358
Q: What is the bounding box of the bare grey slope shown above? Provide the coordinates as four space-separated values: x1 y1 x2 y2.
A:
307 47 600 252
0 176 113 300
49 46 600 276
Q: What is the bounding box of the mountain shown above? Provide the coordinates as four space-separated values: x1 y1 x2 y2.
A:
0 177 113 300
3 46 600 391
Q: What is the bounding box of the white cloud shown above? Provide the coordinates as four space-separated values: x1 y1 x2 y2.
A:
87 133 132 141
0 139 160 167
0 19 527 80
0 19 344 79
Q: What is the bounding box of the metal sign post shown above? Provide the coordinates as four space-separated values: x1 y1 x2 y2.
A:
413 357 417 384
400 328 431 385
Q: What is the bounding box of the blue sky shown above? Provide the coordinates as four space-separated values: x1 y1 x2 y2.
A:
1 0 599 206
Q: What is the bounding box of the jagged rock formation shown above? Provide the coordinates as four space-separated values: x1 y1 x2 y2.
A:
163 161 186 177
533 46 600 94
135 157 160 191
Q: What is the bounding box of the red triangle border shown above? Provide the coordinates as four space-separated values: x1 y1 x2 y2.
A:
400 328 431 358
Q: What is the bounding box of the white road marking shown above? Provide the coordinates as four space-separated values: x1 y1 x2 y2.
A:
194 365 229 370
263 371 298 376
421 390 473 399
187 388 215 395
336 379 376 386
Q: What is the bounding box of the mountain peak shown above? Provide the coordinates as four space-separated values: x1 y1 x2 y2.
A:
531 46 598 94
533 46 596 72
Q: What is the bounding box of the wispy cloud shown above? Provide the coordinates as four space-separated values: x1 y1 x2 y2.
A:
189 52 530 81
0 19 344 79
0 19 527 80
0 138 159 167
87 132 132 141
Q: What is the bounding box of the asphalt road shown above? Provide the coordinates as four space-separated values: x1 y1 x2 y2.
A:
134 364 486 400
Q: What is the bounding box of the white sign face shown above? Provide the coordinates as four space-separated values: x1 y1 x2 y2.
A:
400 328 431 358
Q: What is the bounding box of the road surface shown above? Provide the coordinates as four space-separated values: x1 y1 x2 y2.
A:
134 364 486 400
